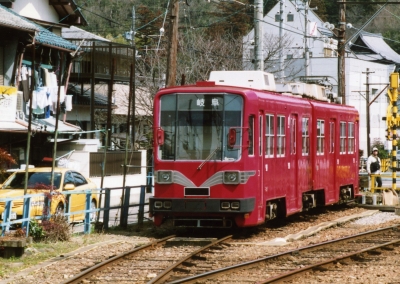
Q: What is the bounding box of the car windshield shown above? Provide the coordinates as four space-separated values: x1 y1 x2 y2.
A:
1 172 62 189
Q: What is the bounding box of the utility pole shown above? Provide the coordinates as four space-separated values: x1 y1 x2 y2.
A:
278 0 285 82
338 0 346 104
363 68 374 155
304 1 310 77
253 0 263 71
297 1 317 79
166 0 179 87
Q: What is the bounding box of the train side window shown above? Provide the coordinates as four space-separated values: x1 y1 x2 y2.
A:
249 115 254 155
330 121 335 153
265 114 274 157
340 122 346 154
277 115 285 157
290 116 296 155
348 122 355 154
259 115 263 156
317 119 325 155
302 117 309 155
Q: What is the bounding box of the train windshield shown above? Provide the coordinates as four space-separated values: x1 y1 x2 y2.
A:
159 93 243 161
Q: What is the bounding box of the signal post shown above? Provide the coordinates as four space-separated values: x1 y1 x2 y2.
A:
386 73 399 191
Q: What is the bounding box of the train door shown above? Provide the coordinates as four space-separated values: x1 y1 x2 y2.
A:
258 111 264 222
288 114 298 210
326 119 336 203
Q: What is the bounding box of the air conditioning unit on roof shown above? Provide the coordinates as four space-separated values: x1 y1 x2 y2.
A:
209 71 276 91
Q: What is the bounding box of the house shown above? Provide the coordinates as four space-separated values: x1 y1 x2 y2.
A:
243 0 399 156
0 1 83 167
61 25 151 150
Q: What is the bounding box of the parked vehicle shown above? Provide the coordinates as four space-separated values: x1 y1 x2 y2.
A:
150 71 359 228
0 167 98 222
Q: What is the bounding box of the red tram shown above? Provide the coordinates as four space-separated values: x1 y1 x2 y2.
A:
150 71 359 228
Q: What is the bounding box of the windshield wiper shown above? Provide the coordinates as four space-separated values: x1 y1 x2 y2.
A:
197 147 220 170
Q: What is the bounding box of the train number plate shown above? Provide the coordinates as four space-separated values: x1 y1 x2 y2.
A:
184 187 210 196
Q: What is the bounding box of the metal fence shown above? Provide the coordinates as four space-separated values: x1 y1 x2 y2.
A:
0 185 151 236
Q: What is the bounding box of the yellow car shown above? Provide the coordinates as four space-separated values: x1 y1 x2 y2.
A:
0 167 99 223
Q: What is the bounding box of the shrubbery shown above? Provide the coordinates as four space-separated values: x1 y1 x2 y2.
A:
29 214 71 242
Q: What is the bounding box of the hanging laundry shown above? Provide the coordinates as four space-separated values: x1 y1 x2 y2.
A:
20 65 30 102
65 94 73 111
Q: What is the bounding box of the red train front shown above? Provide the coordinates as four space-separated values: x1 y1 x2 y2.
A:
150 71 359 228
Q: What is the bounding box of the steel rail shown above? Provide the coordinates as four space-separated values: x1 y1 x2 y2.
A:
165 225 400 284
62 235 176 284
257 238 400 283
148 235 232 284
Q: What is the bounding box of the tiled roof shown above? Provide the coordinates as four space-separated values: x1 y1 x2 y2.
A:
0 117 81 133
35 25 78 51
0 4 78 52
350 32 400 64
67 84 113 108
0 5 38 32
62 26 110 42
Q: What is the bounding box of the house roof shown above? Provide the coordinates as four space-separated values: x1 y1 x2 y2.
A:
0 4 78 52
62 25 110 42
67 84 114 108
49 0 88 26
35 24 78 51
0 116 81 133
0 5 38 32
350 32 400 64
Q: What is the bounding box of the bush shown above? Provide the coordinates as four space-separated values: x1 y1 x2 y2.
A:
40 214 72 242
29 214 71 242
29 219 45 241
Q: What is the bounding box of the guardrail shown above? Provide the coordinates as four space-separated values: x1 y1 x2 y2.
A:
360 172 400 193
0 185 151 237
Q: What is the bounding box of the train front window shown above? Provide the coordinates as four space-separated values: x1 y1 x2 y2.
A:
159 93 243 161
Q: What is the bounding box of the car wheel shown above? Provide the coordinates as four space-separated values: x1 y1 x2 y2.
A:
90 200 97 222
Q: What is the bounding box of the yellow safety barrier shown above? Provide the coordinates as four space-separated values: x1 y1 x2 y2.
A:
380 158 391 172
369 173 400 193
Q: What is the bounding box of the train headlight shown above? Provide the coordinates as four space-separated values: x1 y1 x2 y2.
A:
223 171 240 184
157 170 173 184
221 201 230 209
154 201 163 209
163 201 172 209
153 200 172 210
231 201 240 210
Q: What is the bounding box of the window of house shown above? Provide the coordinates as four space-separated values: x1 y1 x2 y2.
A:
317 119 325 155
302 117 309 155
275 14 281 22
277 115 285 157
340 122 346 154
287 54 293 60
265 114 274 157
287 13 294 22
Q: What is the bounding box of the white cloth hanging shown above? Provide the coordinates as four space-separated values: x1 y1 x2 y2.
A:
65 94 73 111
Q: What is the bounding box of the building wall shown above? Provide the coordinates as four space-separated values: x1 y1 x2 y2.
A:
243 0 327 71
13 0 59 23
287 57 394 157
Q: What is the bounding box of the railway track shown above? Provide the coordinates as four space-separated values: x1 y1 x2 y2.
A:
62 235 234 284
168 225 400 283
56 224 400 284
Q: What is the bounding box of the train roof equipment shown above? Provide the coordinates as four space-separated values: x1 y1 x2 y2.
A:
209 70 337 103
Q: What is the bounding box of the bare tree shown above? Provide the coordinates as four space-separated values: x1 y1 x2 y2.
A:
243 31 303 79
